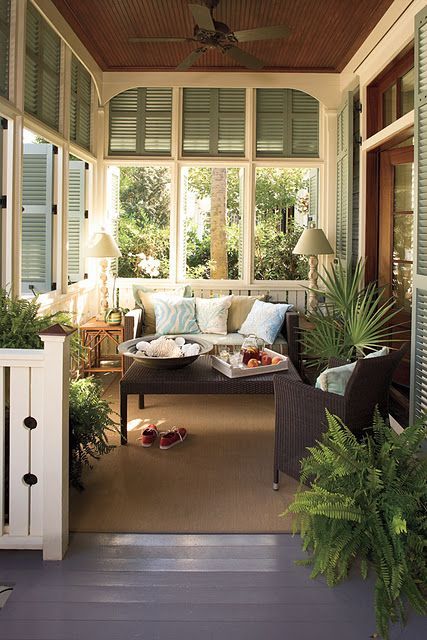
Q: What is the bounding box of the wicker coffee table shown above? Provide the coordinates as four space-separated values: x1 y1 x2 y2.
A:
119 355 300 445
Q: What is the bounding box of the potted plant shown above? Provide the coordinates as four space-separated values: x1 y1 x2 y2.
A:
301 259 401 367
104 280 126 325
285 410 427 639
69 376 118 490
0 287 116 491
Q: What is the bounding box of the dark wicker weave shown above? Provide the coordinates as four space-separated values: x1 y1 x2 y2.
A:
273 345 408 488
123 309 301 373
120 354 300 444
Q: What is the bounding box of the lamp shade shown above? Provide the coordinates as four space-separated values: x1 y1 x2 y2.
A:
86 230 122 258
292 228 333 256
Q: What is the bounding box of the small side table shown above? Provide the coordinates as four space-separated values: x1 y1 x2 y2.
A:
80 318 124 376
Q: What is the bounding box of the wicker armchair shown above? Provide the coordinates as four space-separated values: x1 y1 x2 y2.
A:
273 344 408 489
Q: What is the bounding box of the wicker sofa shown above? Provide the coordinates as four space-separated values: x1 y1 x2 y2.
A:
123 303 300 373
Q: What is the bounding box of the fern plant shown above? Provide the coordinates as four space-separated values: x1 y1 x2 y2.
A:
285 411 427 639
69 377 118 490
0 287 63 349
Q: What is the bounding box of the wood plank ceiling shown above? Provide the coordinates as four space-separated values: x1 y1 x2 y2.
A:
51 0 396 73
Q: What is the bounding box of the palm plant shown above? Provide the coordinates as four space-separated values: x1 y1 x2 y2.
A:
286 410 427 639
301 260 401 366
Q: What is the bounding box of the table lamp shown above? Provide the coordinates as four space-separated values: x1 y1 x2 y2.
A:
293 226 334 311
86 229 122 319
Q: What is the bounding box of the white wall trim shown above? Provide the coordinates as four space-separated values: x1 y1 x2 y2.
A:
102 71 341 109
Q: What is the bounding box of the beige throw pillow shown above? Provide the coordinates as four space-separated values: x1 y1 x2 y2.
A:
227 295 264 332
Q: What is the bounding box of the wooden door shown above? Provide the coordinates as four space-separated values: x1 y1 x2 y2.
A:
379 145 413 386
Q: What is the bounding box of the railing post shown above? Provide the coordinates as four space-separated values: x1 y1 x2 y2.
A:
39 324 75 560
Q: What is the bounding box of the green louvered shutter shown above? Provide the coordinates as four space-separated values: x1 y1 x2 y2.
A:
0 119 4 280
22 144 53 294
410 6 427 422
308 169 319 226
352 95 361 271
218 89 245 155
109 88 172 155
25 3 61 130
290 90 319 156
0 0 10 99
68 160 85 283
182 88 245 156
107 167 120 276
256 89 319 158
335 93 353 267
70 56 92 150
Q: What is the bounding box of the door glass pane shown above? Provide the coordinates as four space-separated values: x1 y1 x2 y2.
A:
393 214 413 261
383 83 396 127
392 262 412 311
394 163 414 211
401 67 414 115
181 167 244 279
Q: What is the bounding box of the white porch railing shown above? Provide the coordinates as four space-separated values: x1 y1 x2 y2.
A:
0 325 74 560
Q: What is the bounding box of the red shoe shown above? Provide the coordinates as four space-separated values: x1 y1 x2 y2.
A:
159 427 187 450
137 424 158 447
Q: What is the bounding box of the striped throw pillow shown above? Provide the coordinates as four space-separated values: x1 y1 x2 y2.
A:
153 295 199 335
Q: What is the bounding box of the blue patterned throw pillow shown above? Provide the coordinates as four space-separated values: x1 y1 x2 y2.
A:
238 300 293 344
153 295 199 335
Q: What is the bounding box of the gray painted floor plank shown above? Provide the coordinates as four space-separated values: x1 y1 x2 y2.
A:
8 584 350 605
0 534 425 640
70 533 301 547
0 619 422 640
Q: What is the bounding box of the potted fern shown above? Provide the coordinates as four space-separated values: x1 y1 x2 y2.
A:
286 410 427 639
69 376 118 490
301 260 401 367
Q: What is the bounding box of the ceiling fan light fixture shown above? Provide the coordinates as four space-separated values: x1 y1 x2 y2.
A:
130 0 290 71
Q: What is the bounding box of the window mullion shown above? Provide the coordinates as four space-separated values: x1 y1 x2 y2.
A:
210 89 219 156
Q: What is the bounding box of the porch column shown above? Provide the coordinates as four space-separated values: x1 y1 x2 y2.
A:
39 324 75 560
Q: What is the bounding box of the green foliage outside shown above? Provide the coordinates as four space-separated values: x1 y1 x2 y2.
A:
118 167 171 278
286 410 427 639
69 377 118 490
185 167 241 279
117 166 310 280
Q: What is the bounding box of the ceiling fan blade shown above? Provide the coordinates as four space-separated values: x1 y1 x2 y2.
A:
234 25 290 43
176 48 206 71
225 46 264 70
128 36 194 43
188 3 215 31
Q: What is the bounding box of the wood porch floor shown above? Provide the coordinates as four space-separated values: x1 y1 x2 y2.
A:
0 533 425 639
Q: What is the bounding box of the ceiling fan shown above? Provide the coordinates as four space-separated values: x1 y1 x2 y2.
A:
128 0 290 70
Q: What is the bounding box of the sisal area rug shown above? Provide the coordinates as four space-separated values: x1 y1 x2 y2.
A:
69 375 299 533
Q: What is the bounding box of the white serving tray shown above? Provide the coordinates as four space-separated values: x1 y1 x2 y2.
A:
211 348 288 378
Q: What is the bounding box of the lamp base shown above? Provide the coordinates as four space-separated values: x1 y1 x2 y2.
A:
308 255 319 313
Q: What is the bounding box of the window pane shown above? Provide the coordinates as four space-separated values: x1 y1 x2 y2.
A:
392 261 412 312
181 167 243 279
394 162 414 212
401 67 414 115
393 214 413 262
254 168 311 281
383 83 396 127
117 167 171 278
